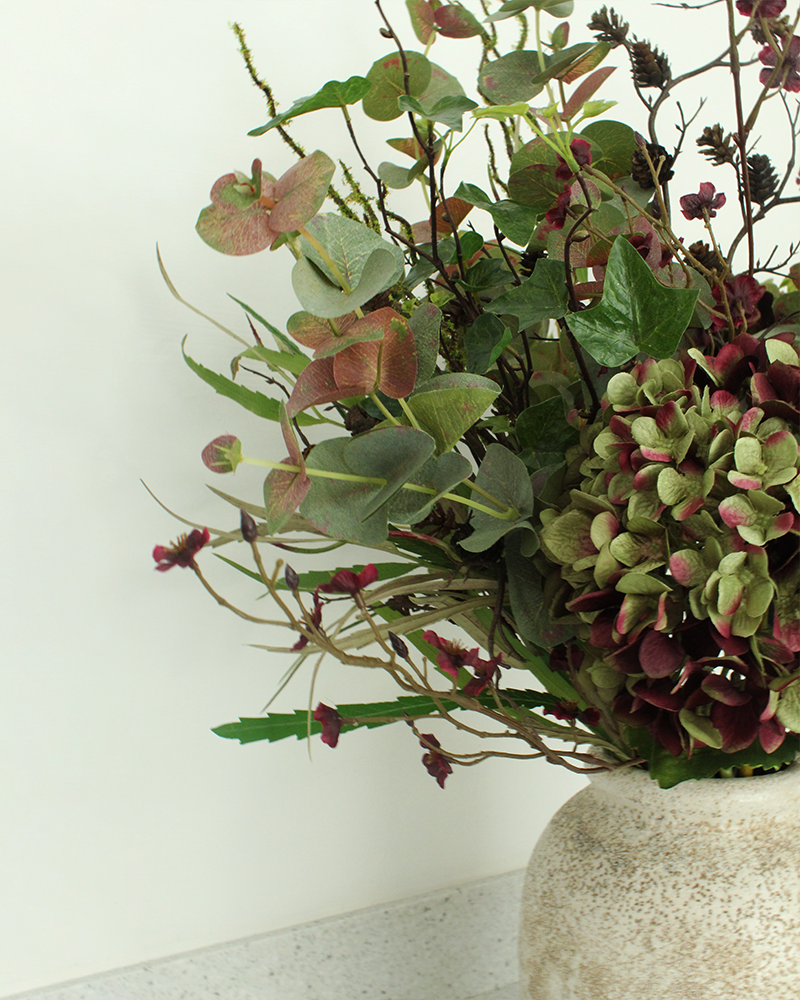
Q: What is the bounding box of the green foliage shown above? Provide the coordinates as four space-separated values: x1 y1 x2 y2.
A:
567 237 698 366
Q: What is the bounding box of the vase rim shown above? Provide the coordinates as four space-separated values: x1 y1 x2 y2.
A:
587 757 800 819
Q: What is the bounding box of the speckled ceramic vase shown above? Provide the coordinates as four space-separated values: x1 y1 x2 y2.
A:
519 761 800 999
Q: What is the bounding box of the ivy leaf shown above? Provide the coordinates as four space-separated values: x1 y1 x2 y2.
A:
566 237 698 367
362 51 432 121
484 259 568 328
248 77 372 135
516 395 579 469
454 182 538 246
397 93 478 131
465 314 513 373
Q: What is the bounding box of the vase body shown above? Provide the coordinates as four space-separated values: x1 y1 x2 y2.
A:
519 762 800 999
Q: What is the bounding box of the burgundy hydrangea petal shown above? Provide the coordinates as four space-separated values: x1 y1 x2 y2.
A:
710 700 760 753
638 630 685 679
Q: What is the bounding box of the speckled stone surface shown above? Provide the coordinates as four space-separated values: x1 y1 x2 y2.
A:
520 763 800 1000
8 872 523 1000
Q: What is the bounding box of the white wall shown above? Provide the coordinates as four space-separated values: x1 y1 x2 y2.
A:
1 0 781 994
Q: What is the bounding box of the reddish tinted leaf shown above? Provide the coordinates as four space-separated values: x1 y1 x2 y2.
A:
286 311 358 355
561 42 610 85
434 4 484 38
196 159 280 256
333 340 381 396
380 314 418 398
269 150 335 234
412 197 473 242
562 66 616 120
406 0 438 43
263 402 311 531
286 356 340 417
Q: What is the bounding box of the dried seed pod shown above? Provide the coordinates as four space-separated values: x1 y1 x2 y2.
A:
631 142 675 189
588 6 629 46
687 240 726 275
284 564 300 591
697 124 735 166
746 154 778 205
388 631 409 658
344 404 379 436
518 248 548 279
630 40 671 89
240 509 258 543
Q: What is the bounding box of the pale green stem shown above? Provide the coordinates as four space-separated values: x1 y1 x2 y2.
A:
398 396 423 430
369 392 400 425
240 454 518 520
296 225 352 294
534 10 557 109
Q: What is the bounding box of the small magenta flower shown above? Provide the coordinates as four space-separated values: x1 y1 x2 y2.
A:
736 0 786 15
152 527 210 571
420 734 452 788
313 703 342 747
317 564 378 595
422 630 482 679
679 182 726 220
759 36 800 93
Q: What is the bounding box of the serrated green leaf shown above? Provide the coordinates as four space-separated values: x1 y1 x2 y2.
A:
248 76 372 135
182 341 323 425
627 728 800 788
567 237 698 367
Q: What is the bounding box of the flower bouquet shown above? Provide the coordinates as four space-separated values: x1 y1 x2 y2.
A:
155 0 800 790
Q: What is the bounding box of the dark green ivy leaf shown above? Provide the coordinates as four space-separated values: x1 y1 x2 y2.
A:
566 237 698 367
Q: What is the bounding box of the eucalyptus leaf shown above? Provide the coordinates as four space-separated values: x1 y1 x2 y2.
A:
567 237 698 367
292 248 399 318
408 373 501 453
458 444 534 552
409 302 442 384
386 452 472 523
299 214 405 291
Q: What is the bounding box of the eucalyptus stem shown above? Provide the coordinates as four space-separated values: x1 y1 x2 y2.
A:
240 454 518 520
